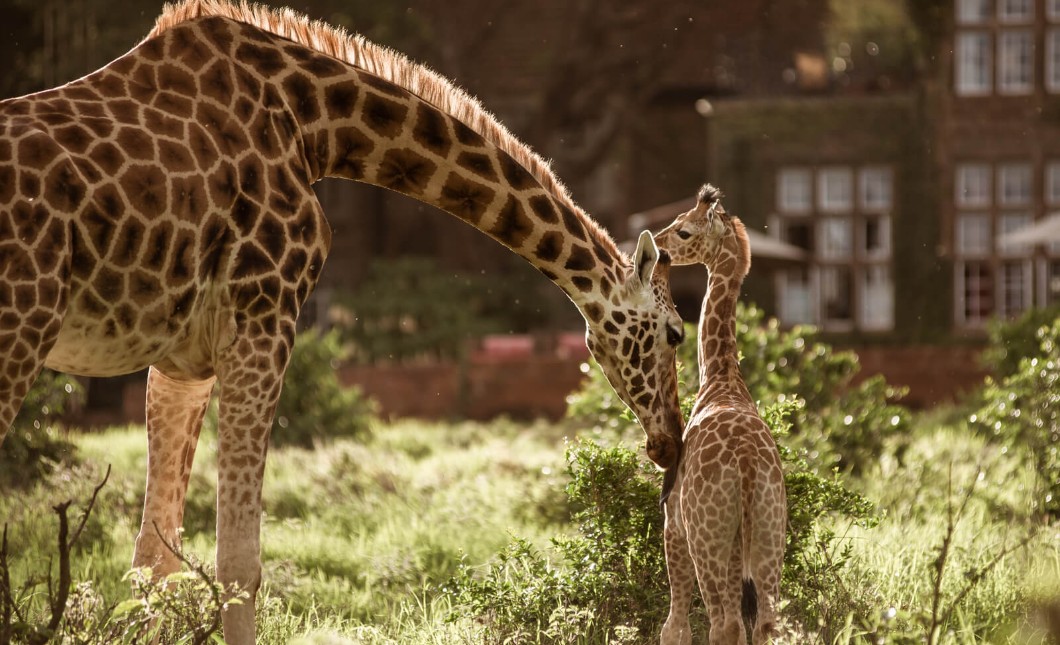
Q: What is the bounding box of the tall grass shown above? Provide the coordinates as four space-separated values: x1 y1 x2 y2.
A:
2 413 1056 643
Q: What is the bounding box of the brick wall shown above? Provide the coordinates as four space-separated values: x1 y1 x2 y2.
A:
850 344 986 409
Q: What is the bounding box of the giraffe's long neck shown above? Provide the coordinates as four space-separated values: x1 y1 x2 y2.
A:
697 268 752 405
289 55 622 309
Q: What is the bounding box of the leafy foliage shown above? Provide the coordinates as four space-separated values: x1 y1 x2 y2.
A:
271 328 377 449
2 369 83 486
973 316 1060 520
981 304 1060 378
337 257 555 364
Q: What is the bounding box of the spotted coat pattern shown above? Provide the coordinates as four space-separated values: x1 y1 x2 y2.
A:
653 186 787 645
0 2 684 642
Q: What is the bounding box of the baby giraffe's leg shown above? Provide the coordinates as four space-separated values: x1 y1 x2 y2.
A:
661 499 694 645
690 471 743 645
133 367 216 576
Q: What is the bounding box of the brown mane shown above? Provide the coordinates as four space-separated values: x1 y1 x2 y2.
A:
149 0 623 263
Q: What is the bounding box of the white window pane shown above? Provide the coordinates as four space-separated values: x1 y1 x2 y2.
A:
860 265 894 330
777 168 812 214
818 167 853 212
999 212 1032 255
1050 0 1060 21
1047 29 1060 92
957 213 992 255
998 30 1033 94
777 268 814 325
859 167 893 210
999 0 1033 22
957 32 993 95
997 162 1032 205
958 0 993 23
956 163 992 206
862 215 892 258
818 217 853 259
1000 261 1031 317
1048 162 1060 204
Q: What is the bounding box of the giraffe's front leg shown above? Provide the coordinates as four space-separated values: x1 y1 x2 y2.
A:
133 367 216 576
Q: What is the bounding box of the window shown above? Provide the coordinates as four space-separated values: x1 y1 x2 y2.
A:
860 265 894 330
998 0 1033 22
958 262 995 324
957 213 992 255
818 217 853 259
818 167 853 212
820 266 854 326
998 212 1032 255
1000 261 1031 317
777 268 814 325
956 163 992 207
956 32 993 95
1047 162 1060 204
1047 260 1060 305
1049 29 1060 92
1050 0 1060 21
859 167 893 211
958 0 992 24
998 30 1034 94
862 215 892 259
777 167 812 214
997 163 1032 205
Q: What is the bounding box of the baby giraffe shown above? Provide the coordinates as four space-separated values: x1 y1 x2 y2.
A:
654 185 786 645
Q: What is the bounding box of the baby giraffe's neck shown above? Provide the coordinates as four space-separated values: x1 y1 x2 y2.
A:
697 266 753 405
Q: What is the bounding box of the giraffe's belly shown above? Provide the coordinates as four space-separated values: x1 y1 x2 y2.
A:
44 312 179 377
44 278 228 379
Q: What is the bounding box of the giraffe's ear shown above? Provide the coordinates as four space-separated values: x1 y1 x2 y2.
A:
632 230 659 288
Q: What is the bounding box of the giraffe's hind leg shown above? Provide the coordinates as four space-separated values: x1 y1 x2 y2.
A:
212 322 296 645
661 492 695 645
687 469 743 645
133 367 216 577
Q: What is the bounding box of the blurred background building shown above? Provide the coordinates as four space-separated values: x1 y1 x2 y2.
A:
3 0 1057 417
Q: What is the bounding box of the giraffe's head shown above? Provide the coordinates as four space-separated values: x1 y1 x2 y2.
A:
654 184 751 277
583 230 685 470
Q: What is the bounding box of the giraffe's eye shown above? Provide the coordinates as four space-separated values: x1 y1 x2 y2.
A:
666 324 684 347
676 229 692 240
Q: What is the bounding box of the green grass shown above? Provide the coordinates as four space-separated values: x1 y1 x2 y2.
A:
2 413 1057 644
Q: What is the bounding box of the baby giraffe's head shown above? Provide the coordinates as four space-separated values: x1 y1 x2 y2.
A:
654 184 751 279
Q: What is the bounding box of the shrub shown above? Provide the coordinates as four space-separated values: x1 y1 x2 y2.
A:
1 369 83 486
271 328 376 449
981 304 1060 378
448 416 877 643
973 317 1060 520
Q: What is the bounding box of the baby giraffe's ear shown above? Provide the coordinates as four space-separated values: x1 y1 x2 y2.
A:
632 230 659 288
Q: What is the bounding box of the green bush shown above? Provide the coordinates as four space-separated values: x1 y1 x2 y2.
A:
448 418 877 642
981 305 1060 378
271 329 377 449
973 317 1060 520
568 302 910 475
2 369 83 486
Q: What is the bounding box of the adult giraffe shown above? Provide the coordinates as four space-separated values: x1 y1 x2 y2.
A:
0 1 686 641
